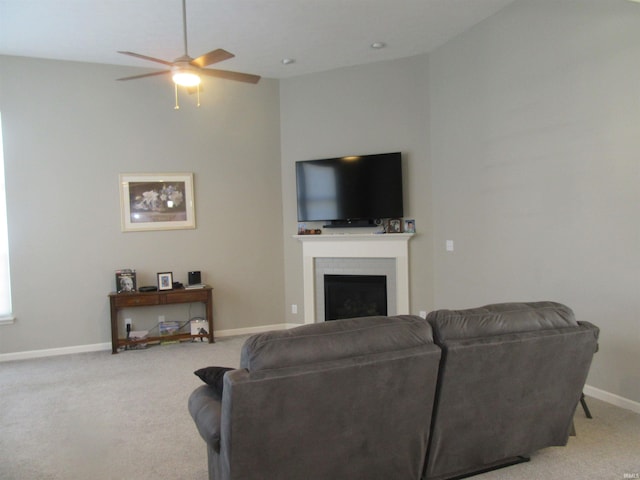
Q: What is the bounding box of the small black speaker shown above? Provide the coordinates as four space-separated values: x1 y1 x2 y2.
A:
188 271 201 285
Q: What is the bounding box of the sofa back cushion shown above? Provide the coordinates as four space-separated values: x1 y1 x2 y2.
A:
427 301 577 342
240 314 434 372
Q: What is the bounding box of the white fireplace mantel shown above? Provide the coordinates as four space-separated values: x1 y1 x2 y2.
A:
295 233 414 323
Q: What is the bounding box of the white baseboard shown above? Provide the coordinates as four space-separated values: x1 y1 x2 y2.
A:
0 323 301 362
0 342 112 362
584 384 640 415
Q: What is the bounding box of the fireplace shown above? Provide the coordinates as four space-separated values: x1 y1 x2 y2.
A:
324 274 387 321
296 233 414 324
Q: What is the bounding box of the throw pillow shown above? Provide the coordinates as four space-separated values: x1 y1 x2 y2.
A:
194 366 233 395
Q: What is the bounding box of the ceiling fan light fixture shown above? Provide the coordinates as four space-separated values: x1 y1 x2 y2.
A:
172 69 201 87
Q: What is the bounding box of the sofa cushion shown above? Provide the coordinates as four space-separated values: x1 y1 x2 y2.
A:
427 301 577 342
240 315 434 372
193 366 233 395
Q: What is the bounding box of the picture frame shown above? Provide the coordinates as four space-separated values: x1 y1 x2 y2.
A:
388 218 402 233
157 272 174 291
119 173 195 232
404 219 416 233
115 269 137 293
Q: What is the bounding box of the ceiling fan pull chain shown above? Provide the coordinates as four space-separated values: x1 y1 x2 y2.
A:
174 83 180 110
197 84 201 107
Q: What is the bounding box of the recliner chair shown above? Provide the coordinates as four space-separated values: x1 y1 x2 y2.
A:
423 301 599 480
189 315 442 480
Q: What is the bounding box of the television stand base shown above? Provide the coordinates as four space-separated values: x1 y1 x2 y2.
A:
323 219 378 228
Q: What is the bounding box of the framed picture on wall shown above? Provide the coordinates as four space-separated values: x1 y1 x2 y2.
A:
157 272 174 291
119 173 195 232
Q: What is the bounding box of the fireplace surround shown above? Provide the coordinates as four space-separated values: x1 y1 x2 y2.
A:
295 233 413 323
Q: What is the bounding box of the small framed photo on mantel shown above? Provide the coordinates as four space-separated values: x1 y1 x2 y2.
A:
388 218 402 233
157 272 173 291
404 219 416 233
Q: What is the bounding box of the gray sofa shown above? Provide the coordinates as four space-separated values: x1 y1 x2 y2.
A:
189 302 598 480
423 301 599 479
189 315 442 480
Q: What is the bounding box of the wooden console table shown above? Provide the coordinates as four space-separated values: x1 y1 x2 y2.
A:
108 287 214 354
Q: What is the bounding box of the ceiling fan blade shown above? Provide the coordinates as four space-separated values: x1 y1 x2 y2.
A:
117 70 171 81
191 49 235 68
117 51 174 67
200 68 261 84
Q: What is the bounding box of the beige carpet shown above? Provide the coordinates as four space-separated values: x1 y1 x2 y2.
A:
1 336 638 480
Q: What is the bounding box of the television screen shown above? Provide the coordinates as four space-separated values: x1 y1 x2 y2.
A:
296 152 403 225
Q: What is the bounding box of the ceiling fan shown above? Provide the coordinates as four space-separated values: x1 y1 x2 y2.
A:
116 0 260 106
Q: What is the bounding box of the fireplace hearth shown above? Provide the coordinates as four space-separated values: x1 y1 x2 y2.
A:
324 274 387 321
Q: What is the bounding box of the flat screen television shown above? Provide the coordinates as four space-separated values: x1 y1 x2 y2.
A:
295 152 403 227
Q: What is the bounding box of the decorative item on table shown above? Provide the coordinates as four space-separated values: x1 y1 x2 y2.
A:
126 330 149 350
404 219 416 233
115 269 137 293
157 272 173 291
387 218 402 233
190 319 209 342
186 271 205 289
159 320 181 345
188 271 201 285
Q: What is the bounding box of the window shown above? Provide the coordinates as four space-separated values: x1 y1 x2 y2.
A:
0 113 13 323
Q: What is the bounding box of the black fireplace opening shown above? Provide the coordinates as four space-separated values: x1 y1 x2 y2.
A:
324 274 387 321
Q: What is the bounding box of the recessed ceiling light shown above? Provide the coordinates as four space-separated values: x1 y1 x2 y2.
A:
281 58 295 65
370 42 386 49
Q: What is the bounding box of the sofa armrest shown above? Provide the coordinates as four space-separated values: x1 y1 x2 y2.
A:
577 321 600 352
188 385 223 452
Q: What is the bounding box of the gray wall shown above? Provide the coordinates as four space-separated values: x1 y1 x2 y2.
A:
0 55 284 354
279 56 434 324
428 0 639 404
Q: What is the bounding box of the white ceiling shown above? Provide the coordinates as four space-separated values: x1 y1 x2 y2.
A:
0 0 515 80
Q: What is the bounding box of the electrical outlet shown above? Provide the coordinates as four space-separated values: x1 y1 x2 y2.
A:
419 311 427 319
291 304 298 314
158 315 165 323
125 318 132 327
446 240 454 252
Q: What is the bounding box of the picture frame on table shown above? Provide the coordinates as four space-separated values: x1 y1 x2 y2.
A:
119 173 195 232
157 272 174 291
115 269 137 293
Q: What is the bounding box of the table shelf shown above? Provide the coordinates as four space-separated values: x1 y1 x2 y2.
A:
108 287 214 354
